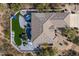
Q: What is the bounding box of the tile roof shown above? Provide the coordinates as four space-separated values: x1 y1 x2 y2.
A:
31 12 69 44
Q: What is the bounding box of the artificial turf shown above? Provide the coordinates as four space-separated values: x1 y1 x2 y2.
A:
12 12 24 46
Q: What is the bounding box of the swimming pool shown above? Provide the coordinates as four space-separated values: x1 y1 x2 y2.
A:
24 11 31 40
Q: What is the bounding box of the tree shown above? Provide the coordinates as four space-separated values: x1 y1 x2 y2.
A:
0 4 7 12
41 43 48 49
26 53 33 56
62 27 76 41
9 3 21 12
61 49 79 56
35 43 58 56
35 3 51 11
48 48 58 56
73 36 79 45
2 9 11 39
62 27 79 46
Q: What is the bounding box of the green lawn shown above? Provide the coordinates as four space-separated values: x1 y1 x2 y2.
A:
12 12 24 46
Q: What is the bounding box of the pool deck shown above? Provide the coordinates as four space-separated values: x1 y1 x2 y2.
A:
19 15 27 29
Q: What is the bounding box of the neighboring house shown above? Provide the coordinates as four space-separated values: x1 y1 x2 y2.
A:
69 14 79 28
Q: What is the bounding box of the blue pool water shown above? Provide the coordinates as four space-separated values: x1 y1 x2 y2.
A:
24 11 31 22
12 15 16 20
24 15 31 22
24 11 31 40
26 27 31 39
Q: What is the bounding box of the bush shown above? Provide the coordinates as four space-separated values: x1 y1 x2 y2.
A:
73 36 79 45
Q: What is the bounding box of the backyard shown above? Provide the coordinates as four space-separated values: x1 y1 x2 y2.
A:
12 12 25 46
12 10 32 49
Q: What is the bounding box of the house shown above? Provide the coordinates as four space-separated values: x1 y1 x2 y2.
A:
31 12 79 48
31 13 52 41
11 10 79 52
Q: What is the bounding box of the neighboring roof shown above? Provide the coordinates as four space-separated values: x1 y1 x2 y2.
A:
70 14 79 28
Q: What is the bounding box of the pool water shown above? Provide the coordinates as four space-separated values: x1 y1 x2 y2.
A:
12 15 16 20
25 15 31 21
24 11 31 40
26 27 31 39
